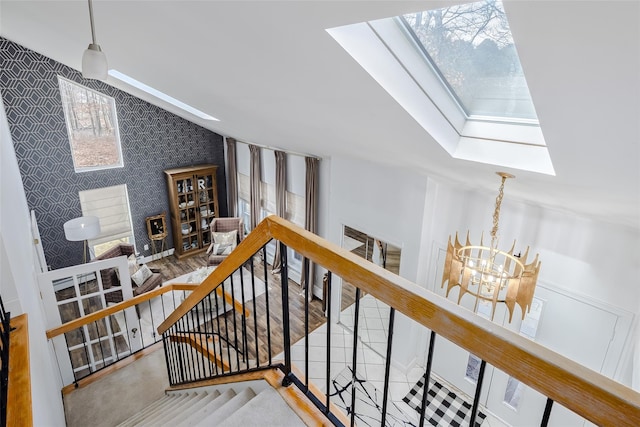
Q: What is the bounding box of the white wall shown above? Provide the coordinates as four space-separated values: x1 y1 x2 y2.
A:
327 155 430 367
0 99 66 426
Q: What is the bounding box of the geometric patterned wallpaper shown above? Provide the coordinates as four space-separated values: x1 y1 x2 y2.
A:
0 37 227 269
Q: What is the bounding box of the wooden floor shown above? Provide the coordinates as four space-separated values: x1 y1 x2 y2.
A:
148 251 327 365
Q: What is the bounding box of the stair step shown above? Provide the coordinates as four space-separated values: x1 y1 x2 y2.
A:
174 389 237 427
138 392 199 426
116 393 183 427
161 390 220 426
216 387 306 427
199 388 256 425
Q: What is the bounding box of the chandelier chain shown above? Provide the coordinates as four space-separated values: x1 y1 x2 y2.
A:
491 175 507 241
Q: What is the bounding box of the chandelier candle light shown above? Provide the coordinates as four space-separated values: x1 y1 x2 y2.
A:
441 172 541 322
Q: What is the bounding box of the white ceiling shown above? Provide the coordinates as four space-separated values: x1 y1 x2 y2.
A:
2 1 639 230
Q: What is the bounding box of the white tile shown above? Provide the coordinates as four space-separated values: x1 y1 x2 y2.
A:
308 345 327 362
308 361 329 380
362 346 385 365
364 363 387 382
367 329 388 343
366 317 385 330
330 345 347 363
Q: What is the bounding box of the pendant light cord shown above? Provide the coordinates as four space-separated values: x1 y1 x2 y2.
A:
88 0 98 45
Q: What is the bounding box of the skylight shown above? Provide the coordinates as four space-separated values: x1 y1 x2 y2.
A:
108 70 219 121
326 0 555 175
400 1 537 121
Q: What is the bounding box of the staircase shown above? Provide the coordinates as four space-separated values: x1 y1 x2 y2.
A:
117 384 306 427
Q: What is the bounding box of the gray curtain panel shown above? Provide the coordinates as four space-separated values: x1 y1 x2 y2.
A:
301 156 319 292
249 144 262 230
226 138 238 218
272 150 287 273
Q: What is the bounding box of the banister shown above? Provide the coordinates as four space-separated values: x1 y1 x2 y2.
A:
7 314 32 427
158 216 640 426
46 282 249 340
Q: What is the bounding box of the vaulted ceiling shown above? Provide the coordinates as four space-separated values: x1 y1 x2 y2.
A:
1 1 638 230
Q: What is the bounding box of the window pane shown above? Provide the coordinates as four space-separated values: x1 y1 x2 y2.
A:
58 76 123 172
402 0 537 120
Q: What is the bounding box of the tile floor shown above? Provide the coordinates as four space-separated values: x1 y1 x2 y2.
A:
280 294 508 426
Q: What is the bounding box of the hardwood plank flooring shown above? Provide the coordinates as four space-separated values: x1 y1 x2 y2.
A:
148 251 327 366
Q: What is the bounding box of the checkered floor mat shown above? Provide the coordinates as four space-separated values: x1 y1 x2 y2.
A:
402 375 486 427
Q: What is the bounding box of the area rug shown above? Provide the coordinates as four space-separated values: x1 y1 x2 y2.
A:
330 366 415 427
402 375 486 427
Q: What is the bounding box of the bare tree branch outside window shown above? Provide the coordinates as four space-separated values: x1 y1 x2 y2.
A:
58 77 123 172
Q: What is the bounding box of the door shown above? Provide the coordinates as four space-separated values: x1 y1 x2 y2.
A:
38 256 142 386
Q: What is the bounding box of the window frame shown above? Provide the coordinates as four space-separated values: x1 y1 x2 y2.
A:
58 76 124 173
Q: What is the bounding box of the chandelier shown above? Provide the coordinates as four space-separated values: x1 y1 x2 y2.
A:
441 172 541 322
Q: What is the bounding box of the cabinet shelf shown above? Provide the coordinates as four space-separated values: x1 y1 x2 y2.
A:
165 164 219 260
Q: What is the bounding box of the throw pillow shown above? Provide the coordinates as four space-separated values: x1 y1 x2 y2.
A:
131 264 153 287
116 254 139 281
212 230 237 256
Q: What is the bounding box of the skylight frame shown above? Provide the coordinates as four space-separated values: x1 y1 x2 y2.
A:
398 1 539 124
326 10 555 175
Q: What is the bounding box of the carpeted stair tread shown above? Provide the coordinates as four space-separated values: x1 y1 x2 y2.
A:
199 388 256 425
161 390 220 426
116 394 177 427
174 389 237 427
133 395 188 426
138 392 202 427
216 387 305 427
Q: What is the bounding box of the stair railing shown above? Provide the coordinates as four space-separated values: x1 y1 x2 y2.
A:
157 216 640 427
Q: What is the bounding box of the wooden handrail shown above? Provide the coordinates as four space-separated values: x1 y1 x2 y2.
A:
158 216 640 426
46 281 249 340
7 314 32 427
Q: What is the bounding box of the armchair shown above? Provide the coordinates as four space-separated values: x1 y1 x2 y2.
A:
92 243 162 305
206 217 244 266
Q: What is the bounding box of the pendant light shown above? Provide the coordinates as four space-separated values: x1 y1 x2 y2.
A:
82 0 108 80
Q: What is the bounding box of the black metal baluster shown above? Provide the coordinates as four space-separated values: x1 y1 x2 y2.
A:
121 310 132 357
227 276 241 370
193 301 206 378
540 398 554 427
192 308 205 380
207 292 222 375
469 360 487 427
250 259 260 368
349 287 362 427
182 316 196 382
419 331 436 427
325 271 332 415
262 246 272 365
165 331 178 384
236 266 248 364
78 327 91 381
175 324 187 383
137 310 145 349
94 321 105 371
148 299 156 342
213 290 227 374
381 307 396 426
162 336 174 386
220 281 234 372
279 242 293 385
201 296 215 377
303 257 309 391
109 315 121 363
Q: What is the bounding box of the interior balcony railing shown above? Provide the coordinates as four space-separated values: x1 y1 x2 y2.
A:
45 278 247 391
158 216 640 427
1 294 32 427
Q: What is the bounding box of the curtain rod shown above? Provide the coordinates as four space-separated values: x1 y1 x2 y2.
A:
226 137 321 160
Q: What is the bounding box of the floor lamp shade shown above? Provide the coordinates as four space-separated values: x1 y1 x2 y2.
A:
64 216 101 242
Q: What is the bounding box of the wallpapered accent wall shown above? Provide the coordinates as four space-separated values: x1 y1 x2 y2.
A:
0 37 228 269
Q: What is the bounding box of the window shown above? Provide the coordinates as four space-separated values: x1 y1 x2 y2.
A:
58 77 123 172
79 184 135 257
327 0 555 175
401 1 537 121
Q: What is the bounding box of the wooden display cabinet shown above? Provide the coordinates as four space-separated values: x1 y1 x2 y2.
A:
164 165 219 259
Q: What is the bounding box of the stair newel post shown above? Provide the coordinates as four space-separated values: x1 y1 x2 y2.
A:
279 241 294 387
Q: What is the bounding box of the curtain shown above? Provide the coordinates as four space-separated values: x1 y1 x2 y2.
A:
226 137 238 217
301 157 319 292
272 150 287 273
249 144 262 230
